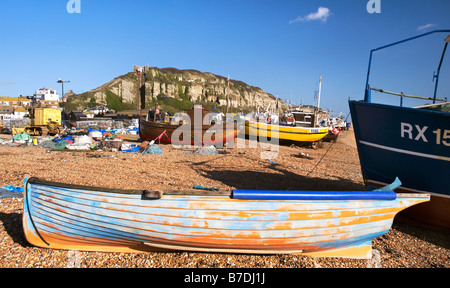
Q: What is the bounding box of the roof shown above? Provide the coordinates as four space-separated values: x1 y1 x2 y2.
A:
14 106 28 112
0 96 31 102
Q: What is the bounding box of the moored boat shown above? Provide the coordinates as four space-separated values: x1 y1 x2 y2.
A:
139 106 240 146
245 75 330 146
323 126 340 142
23 176 429 258
244 121 328 146
349 30 450 231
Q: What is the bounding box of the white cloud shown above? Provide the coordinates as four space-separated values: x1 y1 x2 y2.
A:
0 81 15 85
289 7 331 24
417 24 437 31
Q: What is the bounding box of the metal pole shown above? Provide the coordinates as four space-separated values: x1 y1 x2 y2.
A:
57 79 70 101
364 51 373 103
433 41 448 104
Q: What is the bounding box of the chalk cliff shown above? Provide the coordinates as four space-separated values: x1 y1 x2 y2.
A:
66 66 285 113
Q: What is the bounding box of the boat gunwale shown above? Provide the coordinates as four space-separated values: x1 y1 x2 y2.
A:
26 177 229 197
349 100 450 117
26 177 430 202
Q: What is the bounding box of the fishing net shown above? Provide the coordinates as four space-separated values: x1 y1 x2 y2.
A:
142 144 163 155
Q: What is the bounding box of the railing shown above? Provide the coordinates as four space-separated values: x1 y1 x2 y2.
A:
369 87 448 107
364 30 450 104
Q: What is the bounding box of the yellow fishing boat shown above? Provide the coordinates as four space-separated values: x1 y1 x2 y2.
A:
244 121 328 145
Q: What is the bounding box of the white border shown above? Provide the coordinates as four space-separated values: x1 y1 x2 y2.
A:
359 140 450 162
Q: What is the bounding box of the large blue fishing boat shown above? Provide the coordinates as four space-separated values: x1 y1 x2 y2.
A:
349 30 450 231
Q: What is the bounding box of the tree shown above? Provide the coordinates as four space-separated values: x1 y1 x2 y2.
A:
87 97 98 108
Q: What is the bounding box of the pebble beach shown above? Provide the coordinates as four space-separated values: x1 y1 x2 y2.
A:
0 130 449 269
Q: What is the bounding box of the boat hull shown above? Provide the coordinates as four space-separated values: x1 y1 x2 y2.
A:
349 100 450 230
139 119 239 146
244 122 328 145
23 177 429 258
323 131 340 142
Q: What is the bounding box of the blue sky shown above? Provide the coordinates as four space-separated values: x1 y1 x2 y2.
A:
1 0 449 115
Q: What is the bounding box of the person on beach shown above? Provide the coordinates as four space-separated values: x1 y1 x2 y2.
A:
148 107 164 122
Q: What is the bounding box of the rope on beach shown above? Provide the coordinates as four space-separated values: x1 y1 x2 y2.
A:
306 141 336 178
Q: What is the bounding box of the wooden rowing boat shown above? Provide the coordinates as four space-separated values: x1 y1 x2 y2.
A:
139 119 239 146
23 176 429 258
139 107 240 146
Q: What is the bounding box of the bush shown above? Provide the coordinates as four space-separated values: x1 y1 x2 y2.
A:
156 94 193 114
105 90 135 112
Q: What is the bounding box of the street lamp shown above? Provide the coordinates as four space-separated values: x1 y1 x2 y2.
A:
57 78 70 100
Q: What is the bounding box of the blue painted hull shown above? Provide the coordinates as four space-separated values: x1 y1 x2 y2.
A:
349 100 450 230
22 176 429 258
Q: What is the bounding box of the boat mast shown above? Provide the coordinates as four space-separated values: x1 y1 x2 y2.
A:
226 75 230 114
317 75 322 110
314 75 322 128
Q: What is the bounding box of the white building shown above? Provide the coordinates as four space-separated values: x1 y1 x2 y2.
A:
34 88 60 101
13 106 28 118
83 106 109 115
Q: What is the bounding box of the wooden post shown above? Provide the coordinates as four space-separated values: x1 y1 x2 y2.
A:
226 75 229 114
134 65 149 118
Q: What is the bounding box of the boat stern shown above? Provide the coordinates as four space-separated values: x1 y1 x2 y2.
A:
22 176 50 249
395 193 430 211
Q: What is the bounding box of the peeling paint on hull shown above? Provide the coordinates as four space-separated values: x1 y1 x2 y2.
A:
23 177 429 259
